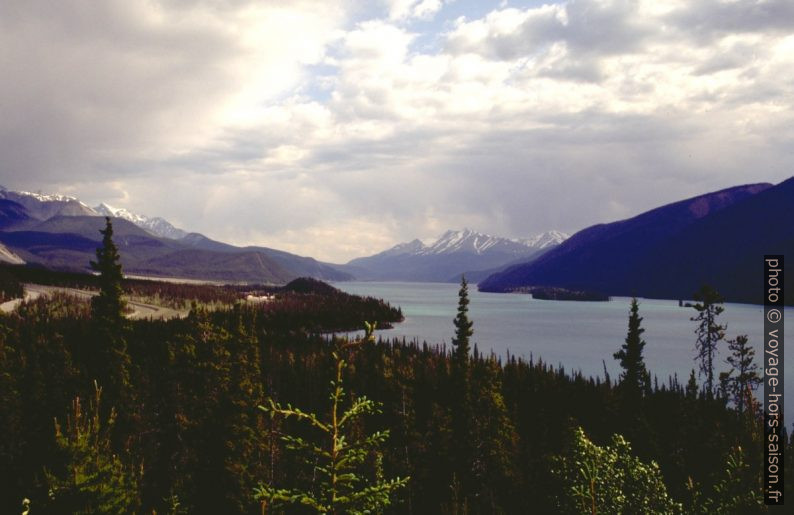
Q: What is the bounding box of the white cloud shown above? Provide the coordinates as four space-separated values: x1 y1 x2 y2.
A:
387 0 444 21
0 0 345 178
3 0 794 262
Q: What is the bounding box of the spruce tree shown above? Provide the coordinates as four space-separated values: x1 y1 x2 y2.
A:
613 298 649 399
88 217 130 412
45 382 140 513
451 275 473 365
690 285 726 397
718 335 761 416
685 369 699 399
255 323 409 513
469 356 518 512
449 275 475 508
90 217 126 324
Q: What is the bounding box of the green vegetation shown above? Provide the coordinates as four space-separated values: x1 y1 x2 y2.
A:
551 427 682 514
0 284 781 512
614 297 650 402
0 226 782 513
0 262 403 329
686 445 765 514
691 284 726 397
90 217 126 325
255 322 409 513
719 335 762 417
526 286 610 302
0 267 23 303
45 382 140 514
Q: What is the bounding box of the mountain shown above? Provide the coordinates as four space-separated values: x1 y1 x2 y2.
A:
0 188 352 284
94 203 188 239
0 187 97 220
479 180 793 304
0 242 24 265
178 232 352 281
518 230 570 249
0 215 296 283
346 228 568 282
0 199 31 229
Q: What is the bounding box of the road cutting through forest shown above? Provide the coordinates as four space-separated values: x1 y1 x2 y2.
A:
0 283 187 320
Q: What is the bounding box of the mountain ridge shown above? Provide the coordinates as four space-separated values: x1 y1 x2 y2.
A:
94 203 189 240
0 188 351 284
478 180 790 304
344 228 568 282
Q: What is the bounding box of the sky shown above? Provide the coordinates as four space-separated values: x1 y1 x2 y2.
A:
1 0 793 263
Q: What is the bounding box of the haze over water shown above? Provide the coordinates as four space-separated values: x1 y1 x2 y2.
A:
335 281 792 428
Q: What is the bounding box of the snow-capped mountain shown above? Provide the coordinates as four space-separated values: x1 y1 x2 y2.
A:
416 228 567 256
518 230 570 250
0 186 352 283
0 187 187 240
94 203 147 225
0 187 98 220
371 229 568 258
378 239 427 257
346 228 568 282
94 203 187 239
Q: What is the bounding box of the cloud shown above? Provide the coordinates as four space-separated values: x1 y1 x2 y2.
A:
667 0 794 40
445 1 650 64
2 0 793 262
0 0 344 181
387 0 444 21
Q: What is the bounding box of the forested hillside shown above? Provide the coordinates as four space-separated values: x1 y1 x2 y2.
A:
0 221 787 513
0 280 787 513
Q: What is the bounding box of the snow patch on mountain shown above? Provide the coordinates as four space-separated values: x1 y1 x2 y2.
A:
0 187 188 240
517 230 570 249
94 203 187 239
417 229 518 255
95 203 147 225
0 243 24 265
380 228 569 258
0 187 95 210
380 239 427 257
0 186 98 219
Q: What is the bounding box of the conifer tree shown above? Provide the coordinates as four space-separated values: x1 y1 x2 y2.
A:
88 217 130 413
685 446 764 513
90 217 126 324
449 275 474 502
690 285 726 397
469 356 518 512
451 275 473 365
685 369 699 399
718 335 761 416
613 298 649 400
45 382 140 513
255 323 409 513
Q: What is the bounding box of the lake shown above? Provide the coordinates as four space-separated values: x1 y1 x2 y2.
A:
334 281 792 428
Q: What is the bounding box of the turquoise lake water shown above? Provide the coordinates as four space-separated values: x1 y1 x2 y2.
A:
334 281 792 428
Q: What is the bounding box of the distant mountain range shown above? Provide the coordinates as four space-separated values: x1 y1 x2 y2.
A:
4 178 790 300
0 187 351 283
0 187 191 240
344 228 569 282
479 178 794 304
94 203 188 240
